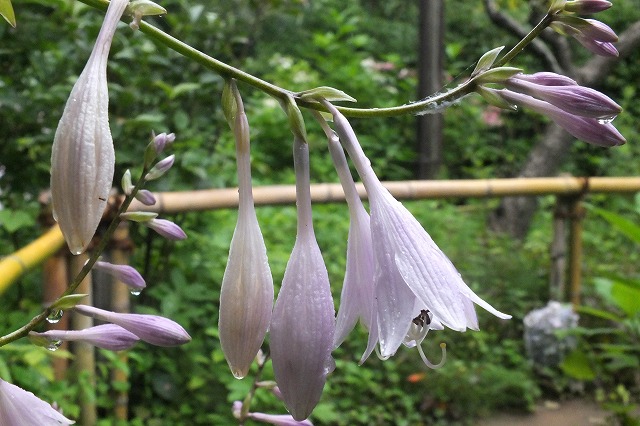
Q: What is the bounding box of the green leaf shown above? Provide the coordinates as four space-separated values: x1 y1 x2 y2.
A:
298 86 357 103
471 46 504 76
0 209 33 233
0 0 16 28
585 204 640 244
50 293 88 310
560 350 596 380
575 304 623 322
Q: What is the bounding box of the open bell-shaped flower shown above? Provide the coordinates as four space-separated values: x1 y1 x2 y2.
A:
50 0 129 255
218 81 274 379
0 379 75 425
74 304 191 347
270 106 335 420
323 100 511 360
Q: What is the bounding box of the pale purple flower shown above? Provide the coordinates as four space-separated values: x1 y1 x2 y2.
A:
552 16 619 56
510 72 577 87
0 379 74 425
270 135 335 421
94 261 146 291
575 35 618 57
506 73 621 119
135 189 157 206
152 132 176 154
29 324 139 351
325 128 377 362
324 101 511 360
74 304 191 347
497 89 626 147
145 155 175 180
50 0 129 255
219 82 273 379
564 0 612 14
146 218 187 240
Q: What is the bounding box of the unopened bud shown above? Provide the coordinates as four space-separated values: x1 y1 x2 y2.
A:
564 0 612 14
146 218 187 240
121 211 158 222
135 189 157 206
127 0 167 30
122 169 134 195
145 155 175 180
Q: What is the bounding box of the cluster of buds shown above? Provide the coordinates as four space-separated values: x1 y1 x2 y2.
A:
550 0 617 56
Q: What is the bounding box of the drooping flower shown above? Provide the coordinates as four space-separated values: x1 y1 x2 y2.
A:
319 120 377 362
270 108 335 420
323 101 511 360
74 304 191 347
29 324 139 351
0 379 74 425
551 15 619 56
94 261 146 291
218 81 274 379
495 88 626 146
145 218 188 240
50 0 129 255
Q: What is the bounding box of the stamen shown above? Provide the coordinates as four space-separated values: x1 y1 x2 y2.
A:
417 342 447 369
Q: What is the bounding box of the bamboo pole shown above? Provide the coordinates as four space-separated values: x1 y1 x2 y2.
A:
128 176 640 213
569 198 585 307
550 198 569 301
70 253 97 426
109 223 133 421
0 225 65 295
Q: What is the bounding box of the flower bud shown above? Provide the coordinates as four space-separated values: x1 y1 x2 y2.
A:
134 189 157 206
145 155 175 180
146 218 187 240
29 324 140 351
121 169 134 195
120 211 158 222
94 260 146 291
564 0 612 14
50 0 129 255
74 304 191 347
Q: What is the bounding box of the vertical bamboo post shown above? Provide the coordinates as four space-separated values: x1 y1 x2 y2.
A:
569 198 585 307
43 252 70 380
109 222 133 421
70 253 97 426
550 197 569 301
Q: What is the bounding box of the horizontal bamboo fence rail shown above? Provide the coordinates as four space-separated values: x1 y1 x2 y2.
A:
2 176 640 294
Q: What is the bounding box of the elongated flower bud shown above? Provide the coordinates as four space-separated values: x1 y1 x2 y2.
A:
94 261 146 291
564 0 612 14
29 324 139 351
0 379 75 425
145 218 187 240
50 0 128 255
270 131 335 420
219 81 274 379
74 304 191 347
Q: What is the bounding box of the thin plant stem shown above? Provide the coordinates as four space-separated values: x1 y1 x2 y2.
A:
494 13 556 68
0 167 149 347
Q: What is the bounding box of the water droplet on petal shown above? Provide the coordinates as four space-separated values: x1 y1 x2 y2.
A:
598 116 615 124
130 289 141 296
232 369 245 380
47 340 63 351
46 309 64 324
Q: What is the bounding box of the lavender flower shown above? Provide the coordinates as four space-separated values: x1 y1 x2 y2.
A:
29 324 139 351
94 261 146 291
145 218 187 240
563 0 612 14
145 155 175 180
270 123 335 420
321 122 377 362
0 379 74 425
552 16 619 56
152 132 176 154
324 101 511 360
74 304 191 347
50 0 129 255
497 89 626 146
135 189 157 206
506 73 621 119
219 81 274 379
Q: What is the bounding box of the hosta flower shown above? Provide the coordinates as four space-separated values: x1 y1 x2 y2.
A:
496 88 626 146
0 379 74 425
50 0 129 254
219 81 273 379
552 16 619 56
29 324 139 351
74 304 191 347
94 261 146 291
324 101 511 360
324 127 377 362
506 73 621 119
270 133 335 420
145 218 187 240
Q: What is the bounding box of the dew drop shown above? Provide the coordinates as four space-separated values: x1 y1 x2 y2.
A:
47 340 63 351
46 309 64 324
598 116 615 124
130 289 142 296
232 369 246 380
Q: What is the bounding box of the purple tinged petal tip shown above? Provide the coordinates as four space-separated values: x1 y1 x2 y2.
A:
94 261 146 290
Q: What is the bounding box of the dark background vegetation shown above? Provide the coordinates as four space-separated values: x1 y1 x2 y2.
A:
1 0 639 424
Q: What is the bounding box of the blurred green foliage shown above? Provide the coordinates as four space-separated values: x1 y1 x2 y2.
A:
1 0 639 424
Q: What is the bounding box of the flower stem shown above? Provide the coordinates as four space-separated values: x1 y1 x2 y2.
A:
0 167 149 347
494 13 555 67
